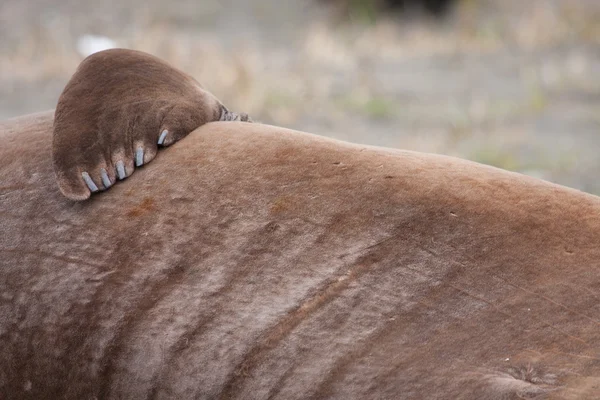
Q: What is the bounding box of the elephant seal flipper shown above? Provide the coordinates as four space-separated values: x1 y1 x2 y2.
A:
3 112 600 398
52 48 251 201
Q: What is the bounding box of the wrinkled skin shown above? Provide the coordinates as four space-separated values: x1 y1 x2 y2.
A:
1 111 600 399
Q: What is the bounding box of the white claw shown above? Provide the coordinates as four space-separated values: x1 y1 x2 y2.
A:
82 172 99 192
100 168 112 189
158 130 168 145
135 148 144 167
116 161 126 180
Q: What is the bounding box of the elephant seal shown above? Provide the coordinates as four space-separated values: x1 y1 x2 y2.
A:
52 48 251 201
1 112 600 399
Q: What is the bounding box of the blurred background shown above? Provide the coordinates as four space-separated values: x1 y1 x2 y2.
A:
1 0 599 194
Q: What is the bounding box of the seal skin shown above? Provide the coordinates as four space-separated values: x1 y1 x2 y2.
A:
52 48 250 201
2 112 600 399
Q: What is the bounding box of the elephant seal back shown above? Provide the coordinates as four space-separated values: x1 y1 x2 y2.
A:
2 112 600 399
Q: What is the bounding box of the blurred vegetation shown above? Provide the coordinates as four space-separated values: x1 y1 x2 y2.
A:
321 0 456 22
0 0 599 194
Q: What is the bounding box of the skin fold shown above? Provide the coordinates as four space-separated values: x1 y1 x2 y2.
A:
1 111 599 399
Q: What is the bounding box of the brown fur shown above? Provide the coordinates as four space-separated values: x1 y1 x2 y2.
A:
52 49 250 201
2 111 600 399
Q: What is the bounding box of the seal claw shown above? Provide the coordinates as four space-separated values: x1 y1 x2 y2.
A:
116 161 126 180
82 172 99 192
100 168 112 189
135 148 144 167
158 130 168 145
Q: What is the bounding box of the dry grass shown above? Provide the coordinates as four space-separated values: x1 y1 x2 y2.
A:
1 0 600 193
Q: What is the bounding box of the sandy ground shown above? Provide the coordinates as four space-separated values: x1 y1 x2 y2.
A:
1 0 599 194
